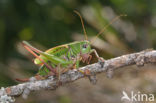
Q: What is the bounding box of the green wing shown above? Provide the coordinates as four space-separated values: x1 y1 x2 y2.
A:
34 45 69 64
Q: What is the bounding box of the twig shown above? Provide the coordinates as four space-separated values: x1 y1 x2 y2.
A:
0 49 156 102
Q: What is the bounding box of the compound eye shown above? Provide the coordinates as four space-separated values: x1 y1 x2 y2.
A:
82 44 88 48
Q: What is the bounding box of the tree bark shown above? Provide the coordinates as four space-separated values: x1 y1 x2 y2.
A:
0 49 156 101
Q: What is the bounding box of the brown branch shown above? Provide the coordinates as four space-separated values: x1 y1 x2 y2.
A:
0 49 156 102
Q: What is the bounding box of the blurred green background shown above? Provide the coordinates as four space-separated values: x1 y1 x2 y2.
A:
0 0 156 103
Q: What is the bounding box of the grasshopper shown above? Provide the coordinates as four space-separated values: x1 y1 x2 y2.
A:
17 11 125 82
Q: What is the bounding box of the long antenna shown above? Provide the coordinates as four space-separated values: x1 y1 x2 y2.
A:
91 14 127 44
74 10 88 40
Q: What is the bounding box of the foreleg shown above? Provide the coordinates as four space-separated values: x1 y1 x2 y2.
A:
90 49 105 62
